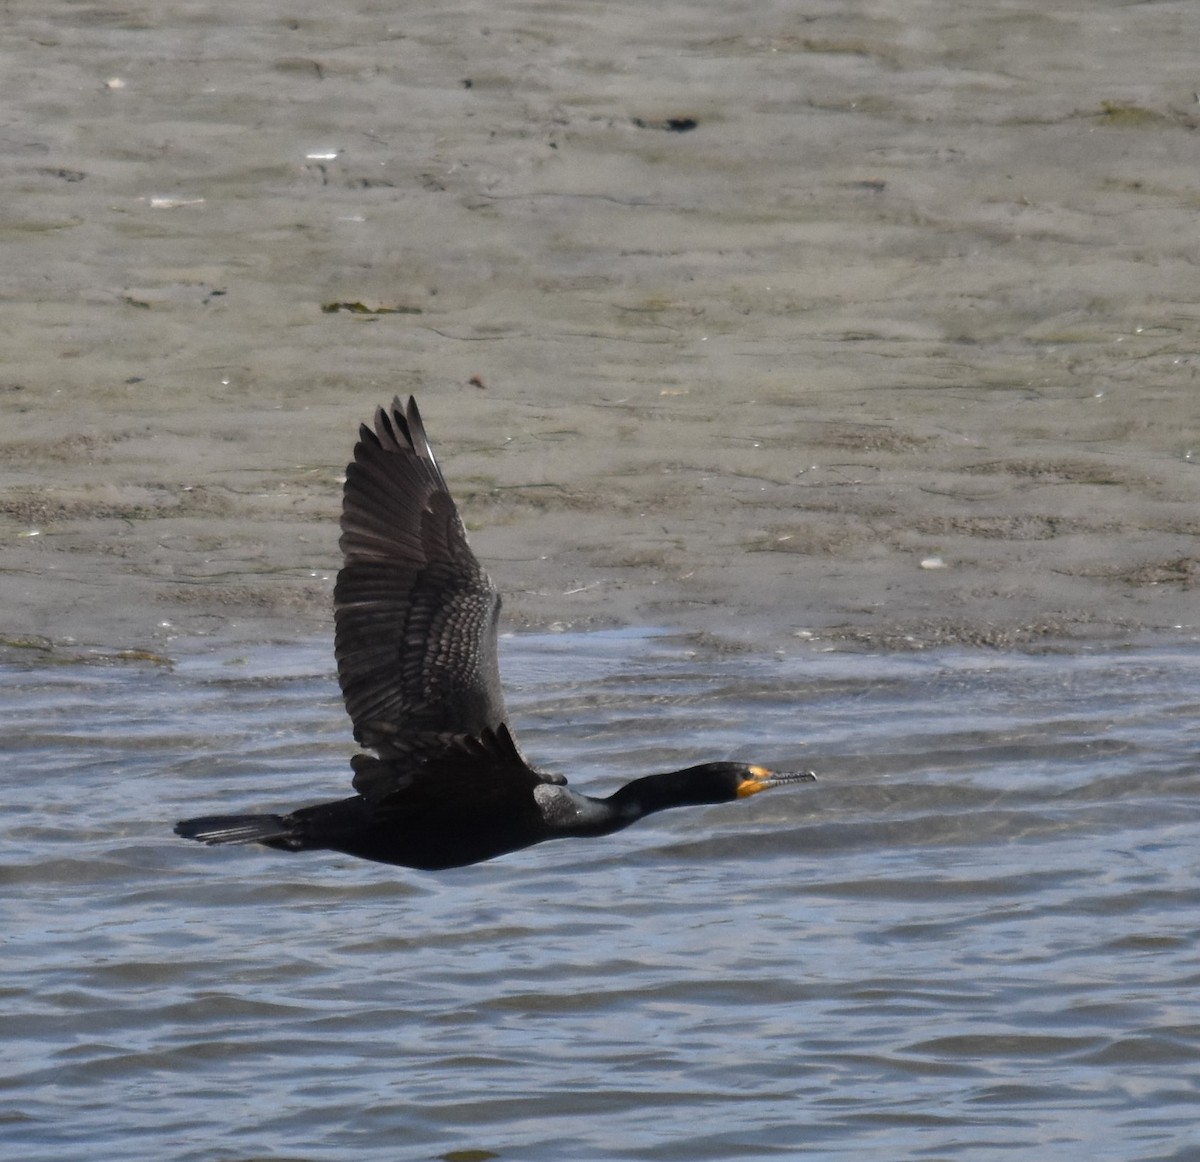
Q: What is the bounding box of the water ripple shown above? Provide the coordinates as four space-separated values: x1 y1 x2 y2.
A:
2 635 1199 1160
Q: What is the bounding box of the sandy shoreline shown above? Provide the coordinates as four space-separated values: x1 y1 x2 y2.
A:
2 2 1197 658
3 382 1195 658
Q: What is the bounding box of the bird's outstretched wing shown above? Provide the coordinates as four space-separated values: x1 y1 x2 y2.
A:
334 397 509 759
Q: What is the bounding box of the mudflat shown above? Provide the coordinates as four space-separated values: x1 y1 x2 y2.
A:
2 3 1196 656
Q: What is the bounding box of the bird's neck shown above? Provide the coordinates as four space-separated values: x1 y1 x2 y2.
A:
604 770 710 823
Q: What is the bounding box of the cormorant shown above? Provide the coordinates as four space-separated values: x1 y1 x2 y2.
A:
174 398 814 870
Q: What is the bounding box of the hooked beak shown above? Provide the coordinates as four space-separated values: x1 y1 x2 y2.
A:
736 765 817 798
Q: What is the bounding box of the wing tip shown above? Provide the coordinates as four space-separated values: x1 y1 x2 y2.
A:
356 395 436 466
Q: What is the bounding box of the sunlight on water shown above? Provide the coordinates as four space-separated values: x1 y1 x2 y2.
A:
1 631 1198 1161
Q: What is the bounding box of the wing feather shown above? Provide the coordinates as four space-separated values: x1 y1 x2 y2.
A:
350 723 563 806
334 397 509 757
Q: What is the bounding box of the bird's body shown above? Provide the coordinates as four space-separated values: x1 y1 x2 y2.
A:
175 398 813 871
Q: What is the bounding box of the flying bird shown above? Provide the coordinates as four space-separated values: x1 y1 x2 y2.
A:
175 398 814 870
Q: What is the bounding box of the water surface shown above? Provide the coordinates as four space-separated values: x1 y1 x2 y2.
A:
2 631 1198 1160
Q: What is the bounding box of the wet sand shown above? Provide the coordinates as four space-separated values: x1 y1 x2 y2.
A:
2 2 1197 655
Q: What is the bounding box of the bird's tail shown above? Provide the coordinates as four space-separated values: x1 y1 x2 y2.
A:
174 813 295 847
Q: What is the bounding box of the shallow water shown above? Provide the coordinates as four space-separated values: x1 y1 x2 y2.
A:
2 630 1198 1161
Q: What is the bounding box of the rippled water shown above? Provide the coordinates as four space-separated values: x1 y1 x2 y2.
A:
2 630 1198 1161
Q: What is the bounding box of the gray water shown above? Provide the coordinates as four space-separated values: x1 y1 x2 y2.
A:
2 630 1198 1162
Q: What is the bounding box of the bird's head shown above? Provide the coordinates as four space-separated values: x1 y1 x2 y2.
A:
605 761 817 822
672 762 817 804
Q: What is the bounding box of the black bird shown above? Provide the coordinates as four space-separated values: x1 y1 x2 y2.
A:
175 398 814 870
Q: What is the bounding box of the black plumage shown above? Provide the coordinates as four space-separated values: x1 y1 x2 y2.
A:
175 398 814 870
